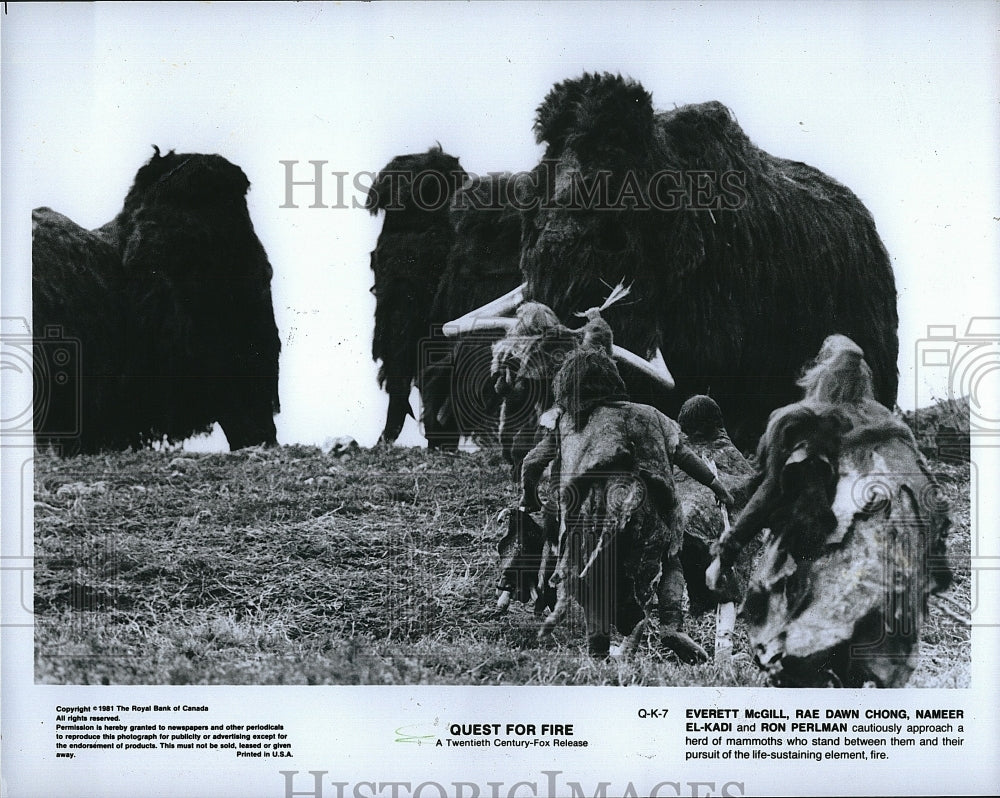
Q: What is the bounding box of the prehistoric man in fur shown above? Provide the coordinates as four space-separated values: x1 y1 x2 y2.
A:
521 347 734 660
707 335 952 687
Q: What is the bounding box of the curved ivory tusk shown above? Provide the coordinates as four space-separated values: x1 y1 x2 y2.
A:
443 315 516 337
496 590 511 612
649 348 673 385
443 285 674 393
467 282 526 319
611 345 675 391
441 283 526 337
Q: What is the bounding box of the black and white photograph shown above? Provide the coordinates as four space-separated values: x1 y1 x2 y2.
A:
2 2 998 796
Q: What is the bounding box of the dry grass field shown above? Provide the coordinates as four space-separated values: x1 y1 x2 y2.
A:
33 417 971 687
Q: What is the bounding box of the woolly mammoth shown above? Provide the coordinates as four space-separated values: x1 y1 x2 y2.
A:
422 173 525 448
32 148 281 454
454 72 899 450
366 149 523 446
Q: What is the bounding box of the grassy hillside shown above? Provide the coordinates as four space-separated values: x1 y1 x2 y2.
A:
33 440 971 686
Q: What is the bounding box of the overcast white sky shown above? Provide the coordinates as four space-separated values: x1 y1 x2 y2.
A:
3 1 998 449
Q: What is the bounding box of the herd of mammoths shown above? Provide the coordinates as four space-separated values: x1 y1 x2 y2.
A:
33 73 953 687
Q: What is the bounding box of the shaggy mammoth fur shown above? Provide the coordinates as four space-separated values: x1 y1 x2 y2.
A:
32 148 281 453
367 148 523 446
519 72 899 449
422 173 526 448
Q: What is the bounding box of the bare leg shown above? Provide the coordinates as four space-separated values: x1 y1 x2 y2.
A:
659 552 708 663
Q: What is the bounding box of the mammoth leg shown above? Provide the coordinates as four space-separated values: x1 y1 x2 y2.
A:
426 427 460 451
658 552 708 663
219 413 278 450
380 374 414 444
681 532 716 616
423 395 460 451
419 354 461 451
217 379 278 450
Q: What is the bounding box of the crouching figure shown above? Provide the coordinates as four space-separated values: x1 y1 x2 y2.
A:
674 395 758 617
522 348 734 660
707 335 952 687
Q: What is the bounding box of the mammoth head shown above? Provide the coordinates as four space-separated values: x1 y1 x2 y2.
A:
123 147 251 214
534 72 656 166
366 145 468 216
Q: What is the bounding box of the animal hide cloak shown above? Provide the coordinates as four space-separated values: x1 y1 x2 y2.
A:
745 424 950 687
675 427 756 614
548 402 687 644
